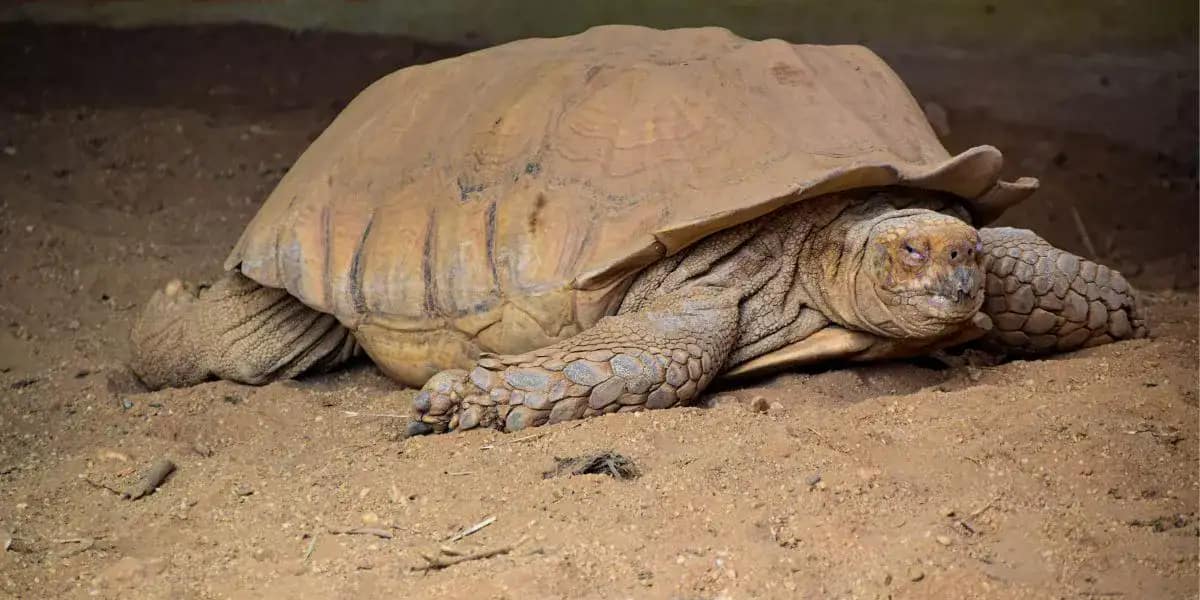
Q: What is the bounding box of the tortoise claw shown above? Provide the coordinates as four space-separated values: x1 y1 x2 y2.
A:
407 369 468 435
405 420 435 437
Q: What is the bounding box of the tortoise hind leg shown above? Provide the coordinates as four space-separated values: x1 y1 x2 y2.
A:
129 271 358 390
978 227 1148 354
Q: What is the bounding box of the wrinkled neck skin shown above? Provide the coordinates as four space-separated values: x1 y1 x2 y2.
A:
619 187 979 358
797 200 912 337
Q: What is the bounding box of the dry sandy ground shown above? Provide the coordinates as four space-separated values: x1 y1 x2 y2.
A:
0 25 1196 600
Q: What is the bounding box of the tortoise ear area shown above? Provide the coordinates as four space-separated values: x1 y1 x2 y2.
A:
865 241 904 289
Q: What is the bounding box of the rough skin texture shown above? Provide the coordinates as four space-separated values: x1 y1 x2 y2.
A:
129 274 358 390
413 288 742 434
978 227 1147 352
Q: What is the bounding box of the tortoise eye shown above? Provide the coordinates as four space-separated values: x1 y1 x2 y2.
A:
902 243 924 261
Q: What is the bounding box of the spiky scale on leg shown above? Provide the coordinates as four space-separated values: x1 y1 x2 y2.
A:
977 227 1147 353
407 289 740 435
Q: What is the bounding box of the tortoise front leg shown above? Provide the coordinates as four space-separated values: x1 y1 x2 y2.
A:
977 227 1147 353
407 289 740 435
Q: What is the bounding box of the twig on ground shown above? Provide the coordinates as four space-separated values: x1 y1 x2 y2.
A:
52 537 92 544
54 537 96 557
123 458 176 500
446 471 474 476
505 431 551 444
303 535 318 562
414 536 527 571
446 515 495 542
969 499 997 519
342 410 409 419
328 527 393 539
1069 206 1100 258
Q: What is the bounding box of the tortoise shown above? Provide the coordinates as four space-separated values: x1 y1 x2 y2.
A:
128 25 1147 435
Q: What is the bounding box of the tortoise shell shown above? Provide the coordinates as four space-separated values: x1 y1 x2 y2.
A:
224 24 1037 385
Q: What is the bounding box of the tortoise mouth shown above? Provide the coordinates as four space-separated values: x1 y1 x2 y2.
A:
856 228 984 337
885 265 983 325
911 290 982 321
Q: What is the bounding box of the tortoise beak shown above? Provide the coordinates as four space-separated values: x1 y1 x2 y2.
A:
929 265 981 308
949 265 977 303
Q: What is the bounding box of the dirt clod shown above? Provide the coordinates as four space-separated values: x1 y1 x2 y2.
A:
544 451 640 480
749 396 770 413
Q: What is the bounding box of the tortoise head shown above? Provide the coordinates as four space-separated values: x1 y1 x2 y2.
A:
855 209 985 338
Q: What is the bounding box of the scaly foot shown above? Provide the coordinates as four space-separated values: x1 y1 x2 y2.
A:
407 291 740 435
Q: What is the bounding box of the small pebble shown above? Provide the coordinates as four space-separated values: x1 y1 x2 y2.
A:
907 567 925 582
233 483 254 497
805 473 822 487
361 512 380 525
749 396 769 413
935 535 953 546
940 507 956 517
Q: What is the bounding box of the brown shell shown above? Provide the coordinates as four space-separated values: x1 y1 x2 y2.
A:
224 25 1036 380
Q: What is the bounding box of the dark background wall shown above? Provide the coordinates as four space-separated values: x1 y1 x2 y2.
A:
4 0 1197 161
4 0 1195 52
